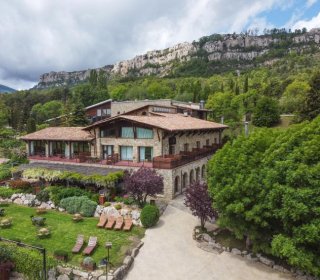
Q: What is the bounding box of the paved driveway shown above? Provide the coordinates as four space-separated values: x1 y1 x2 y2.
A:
125 196 294 280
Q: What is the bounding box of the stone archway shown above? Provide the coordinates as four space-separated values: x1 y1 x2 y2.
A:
189 169 194 185
201 165 206 179
195 167 200 182
182 172 188 189
174 176 180 194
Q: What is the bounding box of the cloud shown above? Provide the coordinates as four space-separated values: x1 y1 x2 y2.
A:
306 0 317 8
0 0 288 89
292 12 320 30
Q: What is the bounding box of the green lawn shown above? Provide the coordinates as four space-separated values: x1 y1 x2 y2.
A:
0 204 145 268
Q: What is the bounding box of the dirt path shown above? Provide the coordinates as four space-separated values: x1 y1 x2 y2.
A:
125 197 294 280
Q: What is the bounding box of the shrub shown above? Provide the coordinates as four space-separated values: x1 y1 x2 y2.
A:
123 196 135 205
0 245 13 262
0 187 16 198
0 242 57 279
0 168 11 181
82 257 96 271
59 196 97 217
104 201 111 207
140 204 160 228
49 187 90 205
9 180 32 193
114 204 122 210
36 189 49 202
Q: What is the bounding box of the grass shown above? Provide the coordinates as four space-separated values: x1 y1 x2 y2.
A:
0 204 145 268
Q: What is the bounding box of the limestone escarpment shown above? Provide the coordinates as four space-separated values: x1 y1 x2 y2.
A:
35 28 320 88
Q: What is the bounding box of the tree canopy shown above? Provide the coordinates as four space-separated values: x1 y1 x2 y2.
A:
207 116 320 276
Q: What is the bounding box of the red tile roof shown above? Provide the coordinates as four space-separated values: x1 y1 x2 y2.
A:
85 113 227 132
21 127 95 141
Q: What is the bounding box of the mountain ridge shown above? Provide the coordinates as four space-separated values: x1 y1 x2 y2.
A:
0 84 16 93
35 28 320 89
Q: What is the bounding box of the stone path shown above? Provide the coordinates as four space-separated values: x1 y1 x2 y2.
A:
19 162 121 175
125 196 294 280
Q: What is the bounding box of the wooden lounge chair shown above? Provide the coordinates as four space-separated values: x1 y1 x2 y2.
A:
123 218 133 231
97 213 108 228
83 236 97 255
114 217 124 230
105 216 116 229
72 234 84 254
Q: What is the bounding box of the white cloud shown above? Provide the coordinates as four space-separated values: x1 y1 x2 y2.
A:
0 0 287 89
292 12 320 30
306 0 317 8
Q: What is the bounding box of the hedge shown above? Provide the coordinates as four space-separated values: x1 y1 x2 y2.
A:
22 168 124 188
0 242 57 280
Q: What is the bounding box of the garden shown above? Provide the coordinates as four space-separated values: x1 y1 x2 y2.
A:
0 165 164 278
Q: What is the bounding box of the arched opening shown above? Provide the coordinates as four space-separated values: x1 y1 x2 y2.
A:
195 167 200 182
189 170 194 185
174 176 180 194
182 172 188 189
201 165 206 179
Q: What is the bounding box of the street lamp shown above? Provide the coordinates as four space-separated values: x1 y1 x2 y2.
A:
100 241 112 277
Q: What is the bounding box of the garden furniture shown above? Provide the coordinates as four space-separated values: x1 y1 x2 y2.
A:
123 218 133 231
105 216 116 229
97 213 108 228
114 217 124 230
83 236 98 255
72 234 84 253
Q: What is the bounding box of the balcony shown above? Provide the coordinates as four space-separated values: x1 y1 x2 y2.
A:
152 144 221 169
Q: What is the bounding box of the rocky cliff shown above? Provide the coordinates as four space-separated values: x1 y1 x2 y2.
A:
35 28 320 88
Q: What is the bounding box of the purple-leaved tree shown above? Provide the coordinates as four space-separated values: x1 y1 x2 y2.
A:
124 167 164 206
184 181 215 229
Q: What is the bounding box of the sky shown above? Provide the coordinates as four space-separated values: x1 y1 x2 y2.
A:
0 0 320 90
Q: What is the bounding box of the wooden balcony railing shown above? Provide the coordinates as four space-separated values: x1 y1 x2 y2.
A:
152 144 221 169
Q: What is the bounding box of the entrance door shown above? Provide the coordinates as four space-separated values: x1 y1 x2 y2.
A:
120 146 133 161
102 145 114 159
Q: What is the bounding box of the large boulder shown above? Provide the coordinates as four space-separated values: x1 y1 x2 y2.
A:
131 210 140 220
103 206 120 218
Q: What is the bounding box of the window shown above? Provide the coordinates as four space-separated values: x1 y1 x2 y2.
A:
102 145 114 159
100 128 116 138
51 141 65 156
121 127 134 138
139 147 153 161
97 109 102 117
184 143 189 152
73 142 90 154
120 146 133 160
196 141 200 149
137 128 153 139
206 139 209 146
153 106 172 113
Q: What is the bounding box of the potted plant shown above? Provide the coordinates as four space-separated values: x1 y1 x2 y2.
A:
37 228 50 239
81 257 96 271
0 218 12 229
72 213 83 222
53 250 68 262
0 246 14 280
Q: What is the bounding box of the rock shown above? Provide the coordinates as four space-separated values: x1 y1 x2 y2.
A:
23 200 29 205
131 210 140 220
120 208 129 216
273 265 289 274
14 198 23 205
241 250 248 256
231 248 242 255
259 256 275 267
48 268 56 280
58 207 65 212
113 266 125 280
91 270 104 278
246 253 258 262
202 233 212 242
72 269 89 278
11 194 19 200
57 266 72 275
40 202 51 209
103 206 120 218
137 241 144 249
123 256 134 268
25 194 35 201
57 275 70 280
131 248 139 257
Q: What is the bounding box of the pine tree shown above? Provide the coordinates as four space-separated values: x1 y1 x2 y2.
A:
89 69 98 87
97 69 107 89
70 100 88 126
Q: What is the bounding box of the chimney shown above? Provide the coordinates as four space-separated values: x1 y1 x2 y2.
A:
199 100 205 109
